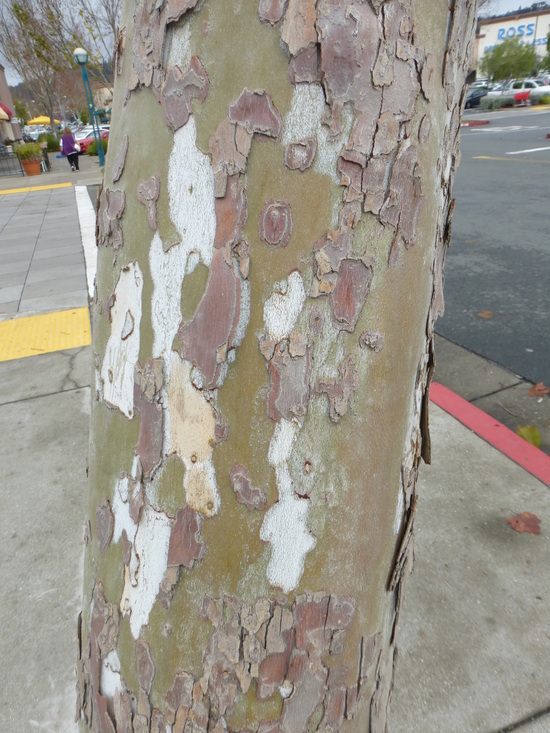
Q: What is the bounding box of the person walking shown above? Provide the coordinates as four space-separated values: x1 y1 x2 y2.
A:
60 126 80 171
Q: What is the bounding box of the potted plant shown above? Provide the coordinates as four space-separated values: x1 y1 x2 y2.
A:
16 142 42 176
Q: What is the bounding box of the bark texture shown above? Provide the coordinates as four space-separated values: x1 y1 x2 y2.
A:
78 1 476 731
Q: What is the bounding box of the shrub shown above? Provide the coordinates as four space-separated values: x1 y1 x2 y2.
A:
86 138 108 156
38 133 60 152
480 95 515 110
16 142 42 161
530 91 550 105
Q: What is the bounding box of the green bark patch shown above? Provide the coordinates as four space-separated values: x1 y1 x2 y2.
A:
188 0 293 154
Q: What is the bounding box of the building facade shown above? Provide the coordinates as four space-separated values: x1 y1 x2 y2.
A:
477 6 550 72
0 63 22 141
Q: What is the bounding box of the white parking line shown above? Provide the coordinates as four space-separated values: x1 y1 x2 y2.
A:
506 146 550 155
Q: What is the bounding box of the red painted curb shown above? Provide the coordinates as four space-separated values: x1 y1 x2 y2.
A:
430 382 550 486
461 120 490 127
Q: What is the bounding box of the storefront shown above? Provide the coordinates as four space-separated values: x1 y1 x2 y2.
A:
0 64 22 141
477 9 550 70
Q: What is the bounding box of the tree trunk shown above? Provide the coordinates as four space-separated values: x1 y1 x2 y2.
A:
77 1 476 731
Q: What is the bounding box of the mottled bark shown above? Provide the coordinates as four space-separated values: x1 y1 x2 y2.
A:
78 1 476 731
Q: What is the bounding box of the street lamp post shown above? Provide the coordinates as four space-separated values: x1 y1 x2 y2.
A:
73 47 105 167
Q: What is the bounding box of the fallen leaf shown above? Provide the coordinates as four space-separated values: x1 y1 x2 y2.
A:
477 310 494 319
506 512 541 535
527 382 550 397
516 425 542 447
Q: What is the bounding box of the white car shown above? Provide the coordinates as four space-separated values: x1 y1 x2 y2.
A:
74 125 110 141
487 79 550 97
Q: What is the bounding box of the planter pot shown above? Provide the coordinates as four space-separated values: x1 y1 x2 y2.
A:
21 159 41 176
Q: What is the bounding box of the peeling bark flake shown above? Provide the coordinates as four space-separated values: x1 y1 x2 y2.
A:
167 505 205 568
214 176 247 250
161 57 209 132
166 0 200 24
177 247 242 388
228 89 283 139
330 258 373 333
136 174 161 230
113 688 133 732
281 0 317 56
314 354 359 422
97 188 125 249
96 501 115 554
288 44 321 84
229 463 267 510
258 0 288 24
111 135 129 183
101 263 143 419
165 672 194 723
131 0 166 91
259 199 293 248
77 583 120 731
137 639 156 695
267 341 310 422
284 137 317 172
134 358 164 477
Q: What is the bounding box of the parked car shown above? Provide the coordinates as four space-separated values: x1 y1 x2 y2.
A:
74 125 110 142
78 129 109 153
488 78 550 97
465 87 488 108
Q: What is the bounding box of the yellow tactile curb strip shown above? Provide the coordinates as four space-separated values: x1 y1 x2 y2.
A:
0 307 91 362
0 182 72 196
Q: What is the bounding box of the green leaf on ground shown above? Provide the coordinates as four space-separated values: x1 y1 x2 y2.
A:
516 425 542 447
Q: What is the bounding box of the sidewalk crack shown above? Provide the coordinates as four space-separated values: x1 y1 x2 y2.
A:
470 380 525 403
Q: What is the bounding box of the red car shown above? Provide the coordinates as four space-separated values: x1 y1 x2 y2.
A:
78 129 109 153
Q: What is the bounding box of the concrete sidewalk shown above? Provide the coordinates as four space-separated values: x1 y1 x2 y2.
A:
0 167 549 732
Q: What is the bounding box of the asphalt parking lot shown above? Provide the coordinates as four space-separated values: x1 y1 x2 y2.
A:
439 106 550 387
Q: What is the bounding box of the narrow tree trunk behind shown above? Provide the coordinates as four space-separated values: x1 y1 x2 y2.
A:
77 1 476 731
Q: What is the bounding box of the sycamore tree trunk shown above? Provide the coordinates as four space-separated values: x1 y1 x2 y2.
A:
77 1 476 731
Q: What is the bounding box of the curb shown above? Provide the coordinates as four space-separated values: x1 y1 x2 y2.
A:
430 382 550 486
461 119 490 127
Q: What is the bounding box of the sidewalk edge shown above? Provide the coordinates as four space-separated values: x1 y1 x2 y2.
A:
430 382 550 486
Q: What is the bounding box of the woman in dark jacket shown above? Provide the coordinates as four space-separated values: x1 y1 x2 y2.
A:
60 127 80 171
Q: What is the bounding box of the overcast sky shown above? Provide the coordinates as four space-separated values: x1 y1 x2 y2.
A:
485 0 536 14
0 2 540 87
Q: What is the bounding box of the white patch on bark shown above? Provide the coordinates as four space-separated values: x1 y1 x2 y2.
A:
168 116 216 263
150 116 215 359
260 419 316 593
101 262 143 418
263 271 306 343
163 352 220 516
282 84 352 183
120 503 172 639
100 650 122 698
261 274 316 591
112 476 136 543
233 277 251 349
167 22 191 68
